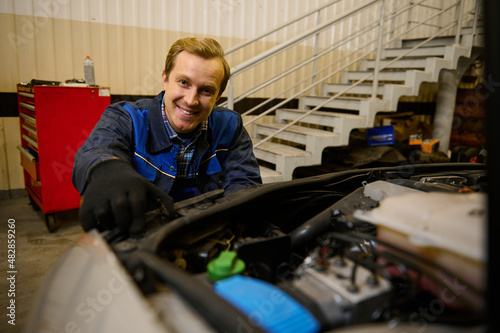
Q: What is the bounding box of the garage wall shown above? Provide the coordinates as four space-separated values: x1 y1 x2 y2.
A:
0 0 477 95
0 0 388 95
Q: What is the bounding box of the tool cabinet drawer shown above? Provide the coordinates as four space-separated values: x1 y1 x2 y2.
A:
18 145 39 180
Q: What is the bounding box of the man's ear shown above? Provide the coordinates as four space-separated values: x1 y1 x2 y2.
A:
161 71 168 89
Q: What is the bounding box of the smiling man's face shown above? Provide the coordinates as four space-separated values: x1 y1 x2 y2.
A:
162 51 224 134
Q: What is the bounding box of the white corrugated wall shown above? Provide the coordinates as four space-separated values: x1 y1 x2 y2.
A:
1 0 341 95
0 0 314 95
0 0 476 96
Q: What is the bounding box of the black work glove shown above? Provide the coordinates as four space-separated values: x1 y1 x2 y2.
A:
79 159 175 235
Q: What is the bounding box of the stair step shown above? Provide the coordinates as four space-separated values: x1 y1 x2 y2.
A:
461 25 485 36
321 83 383 96
401 36 456 48
401 28 485 48
247 25 479 183
253 139 312 180
276 108 366 129
342 70 407 83
361 58 427 70
299 95 362 111
253 140 311 159
383 45 446 58
254 123 338 146
259 166 283 183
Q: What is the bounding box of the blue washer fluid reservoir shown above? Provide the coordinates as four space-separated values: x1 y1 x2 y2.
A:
214 275 320 333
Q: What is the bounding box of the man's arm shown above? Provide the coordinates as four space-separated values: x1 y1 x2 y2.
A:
72 102 174 234
221 113 262 194
72 102 135 194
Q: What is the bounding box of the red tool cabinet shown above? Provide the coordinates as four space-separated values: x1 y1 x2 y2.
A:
17 84 110 231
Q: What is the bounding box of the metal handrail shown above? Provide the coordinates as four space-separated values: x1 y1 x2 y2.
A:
471 0 481 44
223 0 426 109
455 0 466 43
235 15 383 109
224 0 342 56
241 0 429 126
222 0 479 149
372 0 386 99
224 0 379 109
252 3 463 148
254 19 461 149
230 1 377 77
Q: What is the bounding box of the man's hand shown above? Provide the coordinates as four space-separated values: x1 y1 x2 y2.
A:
79 159 175 235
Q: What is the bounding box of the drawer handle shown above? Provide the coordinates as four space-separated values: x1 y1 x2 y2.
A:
18 92 35 99
22 134 38 149
22 124 37 137
19 113 36 126
17 145 36 162
20 102 35 112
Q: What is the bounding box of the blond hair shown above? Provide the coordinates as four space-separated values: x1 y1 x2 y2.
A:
164 37 230 97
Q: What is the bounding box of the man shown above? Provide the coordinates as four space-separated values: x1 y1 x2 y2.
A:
72 37 262 235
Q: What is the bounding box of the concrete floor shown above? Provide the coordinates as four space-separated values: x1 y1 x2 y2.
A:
0 194 83 333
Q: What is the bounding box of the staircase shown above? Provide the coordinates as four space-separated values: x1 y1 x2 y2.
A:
252 28 483 183
220 0 483 184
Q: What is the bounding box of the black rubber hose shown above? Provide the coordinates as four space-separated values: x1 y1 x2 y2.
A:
289 205 335 251
288 187 368 251
135 250 267 333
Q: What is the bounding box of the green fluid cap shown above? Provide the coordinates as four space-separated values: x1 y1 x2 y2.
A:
207 251 245 281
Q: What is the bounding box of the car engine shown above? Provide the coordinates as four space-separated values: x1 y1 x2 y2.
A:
25 163 487 333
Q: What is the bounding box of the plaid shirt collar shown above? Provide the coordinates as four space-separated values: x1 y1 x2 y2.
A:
161 95 207 141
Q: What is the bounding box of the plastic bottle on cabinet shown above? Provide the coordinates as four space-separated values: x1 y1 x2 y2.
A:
84 56 95 86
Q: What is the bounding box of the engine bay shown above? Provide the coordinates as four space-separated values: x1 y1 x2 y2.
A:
100 164 488 332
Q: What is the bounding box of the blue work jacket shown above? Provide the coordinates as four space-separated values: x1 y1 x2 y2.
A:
72 91 262 201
